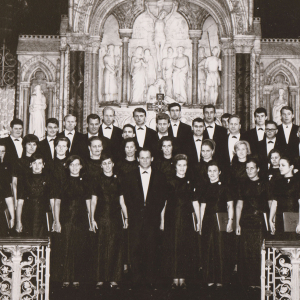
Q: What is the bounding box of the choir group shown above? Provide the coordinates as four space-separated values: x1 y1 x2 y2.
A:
0 103 299 292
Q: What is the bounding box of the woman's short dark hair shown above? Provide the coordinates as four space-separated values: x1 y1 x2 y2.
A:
65 155 86 175
246 156 259 169
31 153 44 163
173 154 188 165
22 134 39 147
54 136 70 148
100 152 114 164
207 159 219 170
201 139 216 152
280 156 294 167
88 136 103 147
122 138 138 154
268 148 281 164
159 136 173 149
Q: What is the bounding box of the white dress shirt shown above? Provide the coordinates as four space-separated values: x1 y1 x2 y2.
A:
102 125 113 139
193 135 202 162
47 136 56 159
228 133 240 162
11 136 23 158
256 125 265 141
135 125 146 147
64 129 75 149
205 123 215 139
266 138 276 156
158 132 168 140
283 123 292 144
140 166 152 205
170 121 180 138
87 132 99 139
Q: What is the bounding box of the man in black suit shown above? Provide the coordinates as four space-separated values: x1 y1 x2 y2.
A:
98 107 123 161
123 148 167 288
257 120 281 177
244 107 268 155
38 118 59 163
276 106 299 159
167 103 193 155
187 117 205 166
1 118 24 165
57 114 88 160
133 108 159 157
202 104 227 161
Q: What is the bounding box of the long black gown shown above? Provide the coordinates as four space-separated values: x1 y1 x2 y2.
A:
115 159 138 181
237 178 268 286
163 175 198 279
17 173 52 237
12 156 32 182
59 175 90 283
201 180 234 284
152 157 175 181
269 176 300 240
92 173 124 282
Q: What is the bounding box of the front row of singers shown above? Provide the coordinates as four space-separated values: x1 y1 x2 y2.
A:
0 135 300 291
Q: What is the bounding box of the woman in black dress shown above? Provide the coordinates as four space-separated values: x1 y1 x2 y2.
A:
90 152 128 289
12 134 39 208
16 154 53 237
200 160 234 288
115 138 139 180
236 157 268 288
152 136 175 181
269 156 300 239
54 155 91 288
163 154 200 289
267 149 282 181
86 136 104 181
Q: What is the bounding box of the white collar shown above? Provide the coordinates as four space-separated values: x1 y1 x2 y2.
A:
47 136 56 141
256 125 265 130
139 166 151 173
135 124 146 130
283 123 292 129
193 135 203 141
103 124 113 129
229 133 240 138
65 129 75 135
205 122 215 129
11 136 22 141
171 120 180 126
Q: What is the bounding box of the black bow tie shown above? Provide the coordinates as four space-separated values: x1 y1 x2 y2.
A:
268 141 274 144
196 139 202 142
232 136 237 139
173 124 177 126
138 127 144 130
67 132 73 135
49 139 55 142
206 126 213 129
286 126 289 129
258 128 264 131
142 171 148 174
105 127 112 130
14 139 20 142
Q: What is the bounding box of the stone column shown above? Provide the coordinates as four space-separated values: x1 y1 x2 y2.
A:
189 30 202 106
22 82 30 135
289 86 299 123
47 83 56 118
119 29 133 107
59 48 65 131
227 48 235 114
263 85 273 119
91 42 100 113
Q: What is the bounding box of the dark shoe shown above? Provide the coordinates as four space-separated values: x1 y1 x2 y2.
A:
109 283 120 290
171 283 178 290
180 282 187 290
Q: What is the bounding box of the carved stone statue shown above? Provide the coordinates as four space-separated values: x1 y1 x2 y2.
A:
172 46 190 103
162 47 174 98
144 49 157 88
147 79 164 103
272 88 287 125
198 46 207 104
103 44 119 102
130 46 147 103
205 46 221 105
146 2 177 71
28 85 47 140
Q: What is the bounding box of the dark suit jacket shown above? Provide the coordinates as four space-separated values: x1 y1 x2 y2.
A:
123 168 167 229
168 121 193 155
244 127 265 155
186 137 202 167
1 136 22 166
203 124 228 160
276 124 299 159
98 124 123 162
135 126 159 157
38 138 54 163
57 131 89 161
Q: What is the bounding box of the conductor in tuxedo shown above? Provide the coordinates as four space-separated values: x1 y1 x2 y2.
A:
38 118 59 163
167 103 192 155
1 118 23 165
276 106 299 159
98 107 123 161
244 107 267 155
123 148 168 288
202 104 227 161
57 114 88 160
133 108 159 157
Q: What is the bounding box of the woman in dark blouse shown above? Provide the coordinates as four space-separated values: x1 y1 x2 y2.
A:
269 156 300 239
16 154 53 237
54 155 91 288
236 157 268 288
115 138 139 180
90 152 128 289
153 136 175 181
163 154 200 289
200 160 234 288
267 148 282 182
